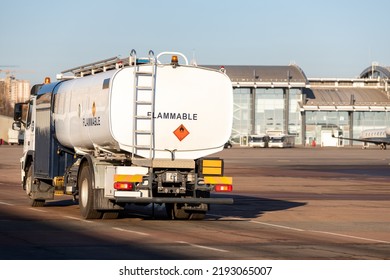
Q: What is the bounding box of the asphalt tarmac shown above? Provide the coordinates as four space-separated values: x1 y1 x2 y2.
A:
0 145 389 259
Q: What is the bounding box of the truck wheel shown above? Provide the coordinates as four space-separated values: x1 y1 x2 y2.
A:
78 162 102 219
25 165 45 207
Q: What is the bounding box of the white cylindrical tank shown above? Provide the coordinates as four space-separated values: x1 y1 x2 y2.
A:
53 64 233 160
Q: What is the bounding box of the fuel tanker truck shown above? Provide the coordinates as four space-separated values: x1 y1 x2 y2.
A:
12 50 233 220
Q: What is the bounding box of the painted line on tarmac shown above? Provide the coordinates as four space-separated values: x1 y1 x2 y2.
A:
249 220 305 232
112 227 150 236
176 241 229 253
63 215 94 223
29 208 47 212
0 201 14 206
309 230 390 244
208 214 304 232
209 214 389 243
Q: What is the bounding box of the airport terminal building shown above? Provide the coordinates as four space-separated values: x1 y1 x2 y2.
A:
209 64 390 147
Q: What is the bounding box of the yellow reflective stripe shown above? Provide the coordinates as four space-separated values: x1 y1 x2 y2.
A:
114 174 143 182
202 159 223 175
202 167 223 175
203 159 222 167
204 176 232 185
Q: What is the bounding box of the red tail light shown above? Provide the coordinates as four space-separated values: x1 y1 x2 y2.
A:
215 184 233 192
114 182 134 190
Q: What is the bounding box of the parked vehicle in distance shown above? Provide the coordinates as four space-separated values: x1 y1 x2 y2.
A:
248 135 270 148
268 135 295 148
7 128 24 145
224 140 233 149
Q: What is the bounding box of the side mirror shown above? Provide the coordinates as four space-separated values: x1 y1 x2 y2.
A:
12 122 21 131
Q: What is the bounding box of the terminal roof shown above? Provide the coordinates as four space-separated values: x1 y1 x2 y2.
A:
302 87 390 111
360 65 390 79
205 65 308 85
305 88 390 106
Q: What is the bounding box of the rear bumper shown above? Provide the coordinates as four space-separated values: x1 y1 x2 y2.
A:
114 197 234 204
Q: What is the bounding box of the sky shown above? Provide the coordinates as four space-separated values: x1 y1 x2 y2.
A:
1 0 389 85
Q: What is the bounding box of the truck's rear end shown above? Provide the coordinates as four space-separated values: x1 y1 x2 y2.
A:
102 53 234 219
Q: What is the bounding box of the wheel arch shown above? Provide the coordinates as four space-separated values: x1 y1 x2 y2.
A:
77 154 95 191
22 151 34 188
23 150 34 172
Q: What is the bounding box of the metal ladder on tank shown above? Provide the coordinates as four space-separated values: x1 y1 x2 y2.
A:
131 50 157 164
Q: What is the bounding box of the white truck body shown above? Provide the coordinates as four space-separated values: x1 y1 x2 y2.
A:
13 51 234 220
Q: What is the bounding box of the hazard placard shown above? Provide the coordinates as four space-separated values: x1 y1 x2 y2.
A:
173 124 190 141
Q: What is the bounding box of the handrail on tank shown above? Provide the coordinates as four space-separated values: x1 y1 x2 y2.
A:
157 51 189 65
61 56 119 74
129 49 137 66
148 50 156 63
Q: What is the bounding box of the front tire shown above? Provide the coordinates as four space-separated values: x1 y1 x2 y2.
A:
78 162 102 219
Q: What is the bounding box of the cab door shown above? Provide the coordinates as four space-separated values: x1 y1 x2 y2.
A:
23 98 36 157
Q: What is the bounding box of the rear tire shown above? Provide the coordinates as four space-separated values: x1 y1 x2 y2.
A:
78 162 102 219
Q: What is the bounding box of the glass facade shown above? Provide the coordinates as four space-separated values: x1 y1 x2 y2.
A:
232 88 251 143
255 88 284 134
304 111 390 146
353 111 390 137
232 87 303 144
305 111 349 146
288 89 302 141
